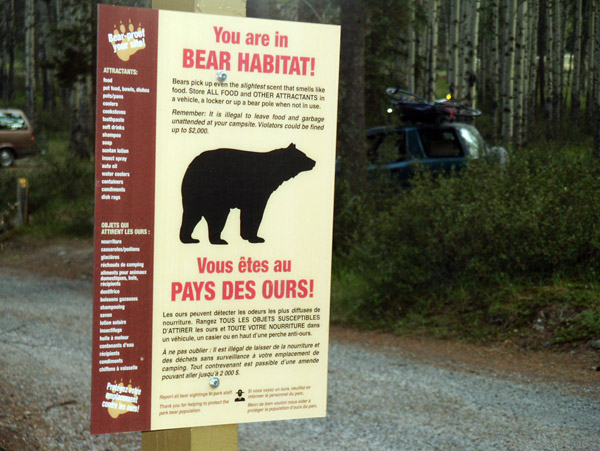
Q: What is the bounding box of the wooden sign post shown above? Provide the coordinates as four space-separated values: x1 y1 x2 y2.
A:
16 178 29 226
141 422 237 451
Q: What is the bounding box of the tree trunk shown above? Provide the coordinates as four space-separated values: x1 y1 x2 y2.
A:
551 0 562 126
0 1 6 107
536 0 547 117
594 0 600 157
514 0 528 147
40 0 56 110
90 0 98 145
24 0 36 129
527 0 538 135
426 0 439 100
337 0 366 191
416 2 427 95
501 0 517 145
491 0 500 141
458 0 469 99
407 0 416 93
586 0 596 122
7 0 15 103
465 0 480 107
449 0 461 98
545 0 555 124
246 0 270 18
68 1 90 158
55 0 70 112
570 0 582 122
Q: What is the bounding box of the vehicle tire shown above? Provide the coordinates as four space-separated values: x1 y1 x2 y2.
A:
0 148 15 168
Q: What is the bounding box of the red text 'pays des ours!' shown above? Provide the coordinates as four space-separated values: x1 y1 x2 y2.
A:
171 280 315 301
171 258 314 301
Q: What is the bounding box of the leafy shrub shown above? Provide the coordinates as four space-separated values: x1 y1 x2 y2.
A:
554 309 600 343
344 145 600 319
24 143 94 237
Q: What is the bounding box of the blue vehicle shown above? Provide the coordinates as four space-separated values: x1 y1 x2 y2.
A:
367 88 507 184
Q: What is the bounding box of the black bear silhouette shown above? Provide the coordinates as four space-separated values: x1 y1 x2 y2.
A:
179 143 316 245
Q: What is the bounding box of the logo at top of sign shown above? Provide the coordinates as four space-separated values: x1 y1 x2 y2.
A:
179 143 316 245
108 20 146 62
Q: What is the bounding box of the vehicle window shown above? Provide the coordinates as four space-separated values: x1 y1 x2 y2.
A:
370 131 407 164
419 129 463 158
458 125 485 158
0 112 27 131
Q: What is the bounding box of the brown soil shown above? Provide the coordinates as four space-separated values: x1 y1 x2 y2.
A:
0 235 94 281
330 326 600 394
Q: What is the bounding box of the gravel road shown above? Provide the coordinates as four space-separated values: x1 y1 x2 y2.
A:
1 267 599 450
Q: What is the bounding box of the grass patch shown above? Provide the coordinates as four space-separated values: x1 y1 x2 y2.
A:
331 266 600 346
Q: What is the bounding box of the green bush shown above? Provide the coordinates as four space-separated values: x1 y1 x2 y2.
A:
342 144 600 322
23 141 94 237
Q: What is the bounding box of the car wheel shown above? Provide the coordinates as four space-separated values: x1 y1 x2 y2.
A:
0 149 15 168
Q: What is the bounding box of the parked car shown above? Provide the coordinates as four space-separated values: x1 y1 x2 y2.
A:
366 88 507 184
0 109 36 168
367 122 507 185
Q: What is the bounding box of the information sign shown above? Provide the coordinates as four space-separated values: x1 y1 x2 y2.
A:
92 5 340 434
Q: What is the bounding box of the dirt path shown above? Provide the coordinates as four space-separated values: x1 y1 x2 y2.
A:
0 238 599 449
330 327 600 392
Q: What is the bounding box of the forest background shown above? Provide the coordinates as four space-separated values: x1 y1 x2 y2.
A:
1 0 600 350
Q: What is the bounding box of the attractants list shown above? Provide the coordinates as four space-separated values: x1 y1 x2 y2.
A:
96 66 155 380
99 73 150 202
97 231 147 374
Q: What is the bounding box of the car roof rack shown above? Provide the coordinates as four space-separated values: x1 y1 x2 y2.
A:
385 88 481 125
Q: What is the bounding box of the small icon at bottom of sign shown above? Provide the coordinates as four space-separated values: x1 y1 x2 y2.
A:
235 389 245 402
